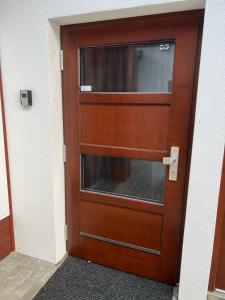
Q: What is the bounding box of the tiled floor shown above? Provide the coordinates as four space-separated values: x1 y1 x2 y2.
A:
0 252 64 300
208 291 225 300
0 252 179 300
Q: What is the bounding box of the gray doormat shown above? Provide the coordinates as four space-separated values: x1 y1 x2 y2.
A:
34 257 173 300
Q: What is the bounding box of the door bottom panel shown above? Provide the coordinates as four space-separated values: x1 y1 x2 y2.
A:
69 237 164 283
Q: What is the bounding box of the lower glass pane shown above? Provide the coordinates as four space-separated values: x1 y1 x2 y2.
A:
81 154 166 203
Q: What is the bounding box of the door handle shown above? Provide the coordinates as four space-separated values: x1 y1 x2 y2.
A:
163 146 179 181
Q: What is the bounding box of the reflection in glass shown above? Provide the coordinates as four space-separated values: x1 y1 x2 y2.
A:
80 41 175 93
81 154 166 203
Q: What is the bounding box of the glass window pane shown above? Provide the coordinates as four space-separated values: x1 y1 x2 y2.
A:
81 154 166 204
80 41 175 93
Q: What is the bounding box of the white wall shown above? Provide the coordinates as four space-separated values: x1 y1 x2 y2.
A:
2 1 224 299
0 0 204 264
0 93 9 221
179 1 225 299
3 2 225 300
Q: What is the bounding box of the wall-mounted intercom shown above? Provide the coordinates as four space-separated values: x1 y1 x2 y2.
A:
20 90 32 107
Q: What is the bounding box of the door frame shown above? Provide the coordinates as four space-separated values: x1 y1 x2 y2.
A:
177 17 203 277
209 151 225 291
0 67 15 259
61 10 203 282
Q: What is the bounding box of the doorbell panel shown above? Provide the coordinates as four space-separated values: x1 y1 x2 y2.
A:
20 90 32 107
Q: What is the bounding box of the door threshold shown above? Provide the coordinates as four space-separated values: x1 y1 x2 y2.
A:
208 291 225 300
171 286 225 300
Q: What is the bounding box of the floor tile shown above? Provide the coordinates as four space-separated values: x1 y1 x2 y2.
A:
0 252 64 300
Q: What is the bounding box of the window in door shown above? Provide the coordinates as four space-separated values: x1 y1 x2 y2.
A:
82 154 166 203
80 41 175 93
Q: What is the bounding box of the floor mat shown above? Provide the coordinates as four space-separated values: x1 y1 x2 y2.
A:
34 256 173 300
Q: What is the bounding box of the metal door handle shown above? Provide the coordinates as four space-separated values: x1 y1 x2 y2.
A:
163 147 179 181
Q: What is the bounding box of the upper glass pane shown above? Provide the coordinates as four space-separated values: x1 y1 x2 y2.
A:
80 41 175 93
81 154 166 204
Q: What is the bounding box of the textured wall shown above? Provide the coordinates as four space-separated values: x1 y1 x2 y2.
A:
179 1 225 299
3 1 224 299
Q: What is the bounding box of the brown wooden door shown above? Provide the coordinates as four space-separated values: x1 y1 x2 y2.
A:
209 152 225 292
61 11 202 285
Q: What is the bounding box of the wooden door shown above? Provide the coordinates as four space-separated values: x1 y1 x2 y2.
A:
209 152 225 292
61 11 203 284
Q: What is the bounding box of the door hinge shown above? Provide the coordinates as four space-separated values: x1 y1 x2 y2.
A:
64 225 68 241
63 144 67 163
60 50 63 71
